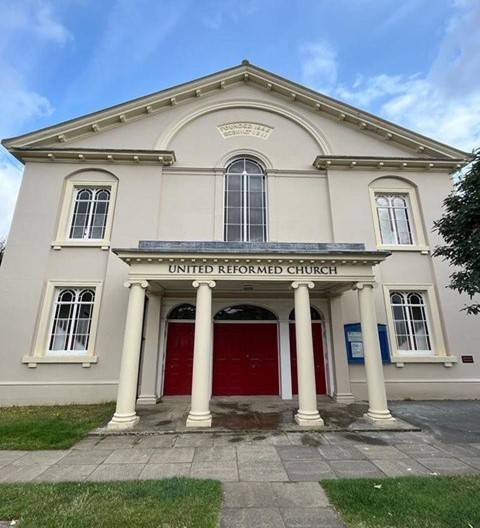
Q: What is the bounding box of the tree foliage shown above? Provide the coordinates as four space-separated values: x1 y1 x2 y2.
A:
0 239 5 267
433 150 480 314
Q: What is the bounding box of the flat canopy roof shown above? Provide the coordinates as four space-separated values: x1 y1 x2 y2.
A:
113 240 390 258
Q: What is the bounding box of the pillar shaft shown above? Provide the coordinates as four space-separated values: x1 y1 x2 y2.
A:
186 280 216 427
108 280 148 430
292 281 324 426
356 283 393 420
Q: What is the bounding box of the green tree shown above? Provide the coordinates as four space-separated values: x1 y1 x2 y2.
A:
434 149 480 314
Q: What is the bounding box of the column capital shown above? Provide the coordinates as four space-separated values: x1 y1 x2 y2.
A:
353 281 376 291
124 280 149 289
291 281 314 290
192 280 216 289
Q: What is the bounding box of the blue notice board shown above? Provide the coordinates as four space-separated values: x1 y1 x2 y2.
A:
344 323 390 364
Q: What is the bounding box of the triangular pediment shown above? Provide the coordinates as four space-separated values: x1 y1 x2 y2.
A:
2 61 470 162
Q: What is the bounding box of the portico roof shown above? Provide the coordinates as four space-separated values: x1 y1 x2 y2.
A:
114 240 391 259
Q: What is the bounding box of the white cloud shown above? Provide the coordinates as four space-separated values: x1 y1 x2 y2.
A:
300 41 338 93
300 1 480 152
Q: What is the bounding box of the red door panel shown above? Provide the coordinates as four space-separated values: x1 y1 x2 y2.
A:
289 323 326 394
213 323 279 396
163 322 194 395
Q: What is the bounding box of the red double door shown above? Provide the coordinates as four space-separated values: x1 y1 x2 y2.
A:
289 323 326 395
163 322 279 396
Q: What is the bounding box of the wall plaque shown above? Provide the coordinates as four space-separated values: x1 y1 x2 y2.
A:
217 122 273 139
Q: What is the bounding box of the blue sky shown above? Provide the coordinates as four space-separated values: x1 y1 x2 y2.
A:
1 0 479 237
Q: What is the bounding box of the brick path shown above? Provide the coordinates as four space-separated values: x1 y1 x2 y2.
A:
1 430 480 527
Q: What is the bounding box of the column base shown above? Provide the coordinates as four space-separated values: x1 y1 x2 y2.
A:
107 412 140 431
333 392 355 404
186 411 212 428
295 411 325 427
365 409 395 421
136 394 159 406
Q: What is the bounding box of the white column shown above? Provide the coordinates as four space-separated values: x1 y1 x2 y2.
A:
186 280 216 427
356 282 394 421
292 281 324 426
108 280 148 430
279 319 292 400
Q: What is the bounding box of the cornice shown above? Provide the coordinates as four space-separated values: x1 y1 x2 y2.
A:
10 147 176 166
312 155 469 172
2 61 470 160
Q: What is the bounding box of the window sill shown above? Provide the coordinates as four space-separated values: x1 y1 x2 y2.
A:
376 245 430 254
391 356 457 368
52 240 110 250
22 355 98 368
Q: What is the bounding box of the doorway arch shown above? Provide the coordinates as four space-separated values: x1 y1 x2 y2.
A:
289 307 326 395
213 304 279 395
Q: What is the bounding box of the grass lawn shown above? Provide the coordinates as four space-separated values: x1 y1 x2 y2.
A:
322 475 480 528
0 478 221 528
0 403 115 450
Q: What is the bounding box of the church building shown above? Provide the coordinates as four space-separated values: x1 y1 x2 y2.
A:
0 61 476 430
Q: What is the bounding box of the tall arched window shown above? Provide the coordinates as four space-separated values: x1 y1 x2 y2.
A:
390 291 431 352
224 157 267 242
69 187 111 240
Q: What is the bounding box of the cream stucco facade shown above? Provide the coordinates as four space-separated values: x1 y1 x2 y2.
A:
0 62 477 429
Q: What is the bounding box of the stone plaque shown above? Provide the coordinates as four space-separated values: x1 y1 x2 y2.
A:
217 122 273 139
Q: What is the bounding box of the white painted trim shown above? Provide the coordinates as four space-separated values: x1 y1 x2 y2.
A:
0 381 118 386
351 379 480 384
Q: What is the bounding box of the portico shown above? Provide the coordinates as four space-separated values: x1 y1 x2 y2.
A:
107 241 394 431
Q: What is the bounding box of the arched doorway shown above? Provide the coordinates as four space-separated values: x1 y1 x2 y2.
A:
163 304 196 395
289 307 326 395
213 304 279 396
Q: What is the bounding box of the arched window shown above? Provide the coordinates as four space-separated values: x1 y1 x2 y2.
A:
49 288 95 352
390 291 431 352
289 307 322 321
224 157 267 242
214 304 277 321
375 193 413 245
167 304 196 320
69 187 111 240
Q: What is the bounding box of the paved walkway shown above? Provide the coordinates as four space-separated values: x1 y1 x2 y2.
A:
2 430 480 527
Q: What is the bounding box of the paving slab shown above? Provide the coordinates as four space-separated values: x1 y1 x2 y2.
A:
354 444 409 460
57 450 113 465
237 445 280 464
72 437 103 449
34 464 97 482
194 446 236 462
149 447 194 463
239 461 289 482
12 451 69 466
191 460 239 481
271 482 330 508
416 457 478 475
371 458 431 477
95 436 138 449
276 446 321 461
459 457 480 470
139 463 191 479
104 448 153 464
281 507 346 528
0 451 28 465
135 435 176 448
175 434 214 448
221 507 286 528
396 443 447 458
317 445 366 460
433 443 480 458
87 463 145 481
329 460 384 479
222 482 277 508
0 464 51 482
283 459 336 481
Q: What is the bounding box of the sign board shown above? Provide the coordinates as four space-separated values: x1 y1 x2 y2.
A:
344 323 390 364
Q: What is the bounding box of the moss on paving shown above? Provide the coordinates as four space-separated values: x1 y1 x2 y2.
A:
0 478 222 528
322 475 480 528
0 403 115 450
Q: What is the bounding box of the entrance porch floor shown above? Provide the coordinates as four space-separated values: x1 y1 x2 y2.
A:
94 396 418 435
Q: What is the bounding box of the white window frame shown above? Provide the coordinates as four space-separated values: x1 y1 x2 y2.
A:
24 280 103 367
68 187 111 241
52 179 117 250
382 284 455 366
223 157 268 242
369 187 428 252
